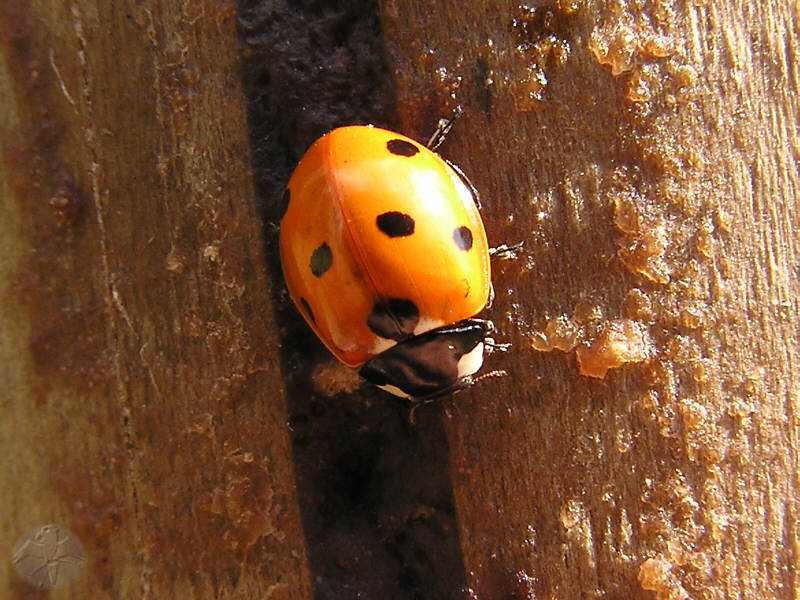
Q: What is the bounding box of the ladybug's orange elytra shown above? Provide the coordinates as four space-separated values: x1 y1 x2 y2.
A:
280 125 494 400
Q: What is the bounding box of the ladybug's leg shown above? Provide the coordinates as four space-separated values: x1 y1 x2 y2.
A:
484 338 512 353
488 243 523 306
489 241 525 260
471 368 509 383
474 318 511 353
426 106 463 150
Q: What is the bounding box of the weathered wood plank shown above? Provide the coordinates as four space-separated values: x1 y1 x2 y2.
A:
3 0 797 598
381 0 799 598
0 1 311 597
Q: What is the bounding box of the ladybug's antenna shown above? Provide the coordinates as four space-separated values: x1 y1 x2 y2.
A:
406 369 509 424
427 106 463 150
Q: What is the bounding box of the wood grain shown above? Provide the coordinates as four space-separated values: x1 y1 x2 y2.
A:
382 0 800 598
0 1 311 597
2 0 798 598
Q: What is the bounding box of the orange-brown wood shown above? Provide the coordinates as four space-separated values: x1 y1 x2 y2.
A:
2 0 798 598
381 0 800 598
0 1 311 597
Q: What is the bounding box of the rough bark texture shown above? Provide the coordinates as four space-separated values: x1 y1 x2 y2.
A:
1 0 798 599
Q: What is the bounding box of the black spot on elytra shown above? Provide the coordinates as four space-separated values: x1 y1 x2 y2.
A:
300 297 315 324
310 243 332 277
453 226 473 251
279 187 291 219
367 298 420 340
386 138 419 157
376 212 415 237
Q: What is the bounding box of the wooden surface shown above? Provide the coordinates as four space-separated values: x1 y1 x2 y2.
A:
1 0 798 599
384 1 800 598
0 1 311 598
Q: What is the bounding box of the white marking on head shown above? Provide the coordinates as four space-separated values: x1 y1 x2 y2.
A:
457 342 485 379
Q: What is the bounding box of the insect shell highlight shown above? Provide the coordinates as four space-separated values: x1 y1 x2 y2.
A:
279 125 494 400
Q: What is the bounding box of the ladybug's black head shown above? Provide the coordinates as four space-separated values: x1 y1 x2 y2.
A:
358 319 490 400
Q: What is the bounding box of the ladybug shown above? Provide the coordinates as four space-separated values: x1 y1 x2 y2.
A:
280 120 501 400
